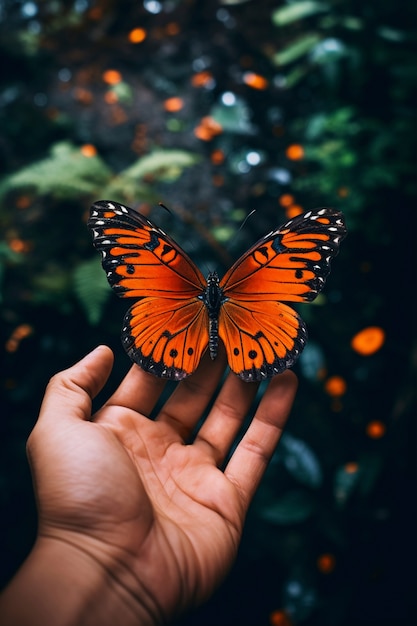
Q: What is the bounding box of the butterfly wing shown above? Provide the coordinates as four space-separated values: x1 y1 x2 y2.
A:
219 208 347 381
88 200 209 380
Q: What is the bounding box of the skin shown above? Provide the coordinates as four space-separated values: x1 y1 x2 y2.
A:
0 345 297 626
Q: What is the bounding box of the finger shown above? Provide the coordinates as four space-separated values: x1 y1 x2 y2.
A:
194 372 259 465
103 362 167 417
36 345 114 428
156 346 228 440
224 370 298 510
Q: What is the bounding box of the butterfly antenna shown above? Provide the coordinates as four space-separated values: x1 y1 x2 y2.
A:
237 209 257 234
158 202 173 217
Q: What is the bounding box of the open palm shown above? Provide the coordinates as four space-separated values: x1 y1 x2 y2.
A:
27 346 297 624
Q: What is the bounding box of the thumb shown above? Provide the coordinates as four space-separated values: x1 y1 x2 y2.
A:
37 345 114 427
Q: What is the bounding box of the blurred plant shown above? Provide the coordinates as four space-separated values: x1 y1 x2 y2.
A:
0 1 415 624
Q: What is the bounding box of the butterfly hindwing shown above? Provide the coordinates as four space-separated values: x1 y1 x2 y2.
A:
122 296 209 380
219 300 307 381
88 200 208 379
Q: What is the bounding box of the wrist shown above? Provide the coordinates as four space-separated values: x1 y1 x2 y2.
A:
0 534 161 626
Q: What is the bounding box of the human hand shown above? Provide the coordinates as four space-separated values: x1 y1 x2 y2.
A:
3 346 297 626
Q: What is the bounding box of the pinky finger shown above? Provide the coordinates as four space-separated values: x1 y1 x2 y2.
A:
224 370 297 511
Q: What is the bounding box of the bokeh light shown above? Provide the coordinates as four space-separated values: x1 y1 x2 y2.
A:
128 27 147 43
243 71 269 89
285 144 305 160
163 97 184 112
366 420 386 439
102 69 122 85
317 553 336 574
324 375 347 397
351 326 385 355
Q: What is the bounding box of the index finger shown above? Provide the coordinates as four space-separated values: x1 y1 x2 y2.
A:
101 361 166 417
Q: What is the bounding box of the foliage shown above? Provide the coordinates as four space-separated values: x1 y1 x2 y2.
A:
0 1 415 625
72 257 110 325
0 142 112 200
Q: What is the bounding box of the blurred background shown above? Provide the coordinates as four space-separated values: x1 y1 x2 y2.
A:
0 1 415 624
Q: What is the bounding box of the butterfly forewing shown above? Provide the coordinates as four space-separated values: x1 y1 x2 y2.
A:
220 208 347 302
88 200 209 379
88 201 206 299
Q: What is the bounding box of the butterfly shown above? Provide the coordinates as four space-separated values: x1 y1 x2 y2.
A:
88 200 346 382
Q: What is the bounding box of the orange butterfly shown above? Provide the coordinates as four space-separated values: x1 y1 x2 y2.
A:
88 201 346 382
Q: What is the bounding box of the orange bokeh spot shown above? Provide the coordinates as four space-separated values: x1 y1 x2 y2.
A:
8 238 31 253
285 204 304 219
317 553 336 574
102 69 122 85
351 326 385 356
279 193 294 207
80 144 97 157
366 420 386 439
344 461 359 474
109 105 127 125
325 375 347 397
88 6 102 20
191 71 214 87
5 324 34 352
286 144 305 160
269 609 293 626
128 27 147 43
243 71 269 90
212 174 225 187
163 97 184 112
73 87 93 105
338 186 350 197
15 195 32 209
165 22 180 35
194 116 223 141
194 126 212 141
211 149 225 165
104 90 119 104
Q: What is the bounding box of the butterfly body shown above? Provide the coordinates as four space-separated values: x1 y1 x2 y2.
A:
88 201 346 382
198 271 226 361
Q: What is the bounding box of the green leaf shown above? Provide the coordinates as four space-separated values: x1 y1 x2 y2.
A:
278 433 323 488
259 490 316 524
281 65 310 88
272 33 322 66
210 99 255 134
334 463 361 508
101 149 200 204
99 181 156 207
120 149 200 183
0 142 112 201
108 81 133 104
272 1 328 26
73 257 111 325
211 225 235 243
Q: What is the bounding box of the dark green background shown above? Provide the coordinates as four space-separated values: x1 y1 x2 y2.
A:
0 1 415 624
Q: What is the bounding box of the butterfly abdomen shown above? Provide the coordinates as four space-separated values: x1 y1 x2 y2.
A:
200 271 225 360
